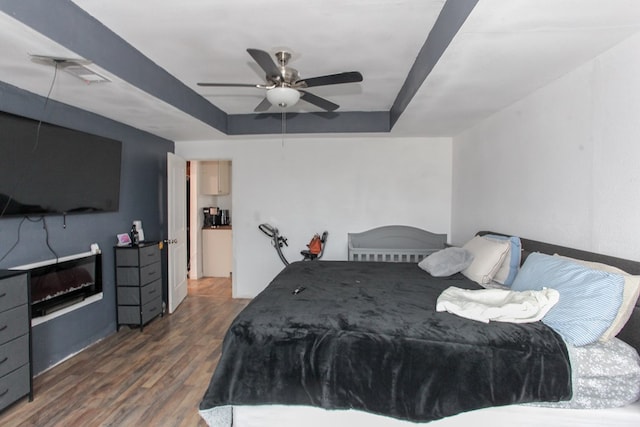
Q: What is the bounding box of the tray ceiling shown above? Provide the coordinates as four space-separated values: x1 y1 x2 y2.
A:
1 0 639 140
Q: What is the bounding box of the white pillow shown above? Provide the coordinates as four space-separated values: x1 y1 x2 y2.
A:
554 254 640 341
483 235 522 286
461 236 510 286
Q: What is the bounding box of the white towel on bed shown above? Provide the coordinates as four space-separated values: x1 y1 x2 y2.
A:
436 286 560 323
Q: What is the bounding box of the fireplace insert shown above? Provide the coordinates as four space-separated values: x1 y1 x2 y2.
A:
28 254 102 317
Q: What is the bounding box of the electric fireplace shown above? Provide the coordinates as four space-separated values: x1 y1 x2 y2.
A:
27 254 102 318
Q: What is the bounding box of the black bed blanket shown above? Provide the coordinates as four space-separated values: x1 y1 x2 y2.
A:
200 261 571 423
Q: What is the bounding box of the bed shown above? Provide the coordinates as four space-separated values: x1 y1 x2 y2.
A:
199 226 640 426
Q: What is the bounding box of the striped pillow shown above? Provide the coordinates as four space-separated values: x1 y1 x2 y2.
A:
553 255 640 341
511 253 624 346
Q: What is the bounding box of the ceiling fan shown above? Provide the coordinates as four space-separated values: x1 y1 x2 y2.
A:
197 48 363 112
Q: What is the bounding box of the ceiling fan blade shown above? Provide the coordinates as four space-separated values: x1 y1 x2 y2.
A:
254 97 272 112
247 48 280 77
197 82 260 88
300 91 339 112
297 71 363 88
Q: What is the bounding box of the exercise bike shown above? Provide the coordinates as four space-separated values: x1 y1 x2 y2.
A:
258 223 328 266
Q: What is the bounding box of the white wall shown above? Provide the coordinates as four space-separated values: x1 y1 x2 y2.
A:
452 31 640 260
177 135 452 297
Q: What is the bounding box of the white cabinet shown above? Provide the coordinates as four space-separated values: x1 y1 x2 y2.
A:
200 161 230 195
203 228 232 277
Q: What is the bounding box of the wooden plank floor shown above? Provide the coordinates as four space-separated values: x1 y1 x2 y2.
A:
0 277 249 427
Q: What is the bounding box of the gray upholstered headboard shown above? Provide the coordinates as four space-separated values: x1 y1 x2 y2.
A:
479 231 640 355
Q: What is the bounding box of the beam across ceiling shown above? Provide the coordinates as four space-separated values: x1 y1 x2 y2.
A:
390 0 480 128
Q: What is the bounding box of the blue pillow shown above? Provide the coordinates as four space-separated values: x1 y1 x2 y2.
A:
484 234 521 286
511 253 624 346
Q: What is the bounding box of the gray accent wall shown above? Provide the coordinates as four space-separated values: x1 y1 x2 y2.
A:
0 81 173 374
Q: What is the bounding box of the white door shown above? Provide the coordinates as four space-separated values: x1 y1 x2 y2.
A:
167 152 188 313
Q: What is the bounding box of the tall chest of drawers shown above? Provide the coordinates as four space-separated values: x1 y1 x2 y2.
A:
115 243 163 330
0 270 32 412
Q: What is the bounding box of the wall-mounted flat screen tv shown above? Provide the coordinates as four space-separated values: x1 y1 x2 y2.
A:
0 111 122 217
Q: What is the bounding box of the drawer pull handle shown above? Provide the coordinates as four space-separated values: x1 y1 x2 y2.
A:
0 388 8 398
0 292 6 298
149 289 156 294
0 325 7 332
0 356 7 364
147 271 156 276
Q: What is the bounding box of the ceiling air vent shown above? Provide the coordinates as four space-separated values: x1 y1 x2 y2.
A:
30 54 110 84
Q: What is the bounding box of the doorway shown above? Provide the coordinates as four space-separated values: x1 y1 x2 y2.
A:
186 160 233 282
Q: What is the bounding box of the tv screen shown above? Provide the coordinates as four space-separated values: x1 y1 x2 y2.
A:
0 111 122 217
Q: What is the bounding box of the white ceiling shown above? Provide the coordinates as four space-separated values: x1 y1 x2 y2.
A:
1 0 640 141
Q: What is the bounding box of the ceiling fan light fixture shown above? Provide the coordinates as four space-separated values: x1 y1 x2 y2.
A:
266 86 300 108
198 49 362 112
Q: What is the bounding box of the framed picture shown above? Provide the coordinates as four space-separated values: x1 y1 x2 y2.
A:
116 233 131 246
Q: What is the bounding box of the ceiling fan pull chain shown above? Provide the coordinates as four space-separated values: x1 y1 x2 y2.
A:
281 111 286 147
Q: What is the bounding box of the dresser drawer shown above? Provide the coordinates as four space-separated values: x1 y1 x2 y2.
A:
116 262 160 287
115 244 159 267
116 267 137 286
141 296 162 325
0 335 29 378
0 305 29 346
117 305 141 325
0 363 30 412
117 295 161 326
139 262 161 286
117 279 161 305
0 274 28 313
137 245 160 267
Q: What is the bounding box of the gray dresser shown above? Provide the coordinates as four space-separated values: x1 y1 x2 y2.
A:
0 270 32 412
115 242 163 330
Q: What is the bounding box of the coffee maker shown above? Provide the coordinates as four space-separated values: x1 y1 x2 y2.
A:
203 207 218 228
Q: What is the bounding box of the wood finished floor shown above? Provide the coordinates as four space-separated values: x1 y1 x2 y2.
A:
0 277 249 427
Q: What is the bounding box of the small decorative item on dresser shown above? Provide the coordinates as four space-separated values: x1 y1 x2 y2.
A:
116 233 131 246
130 223 140 246
132 220 145 242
